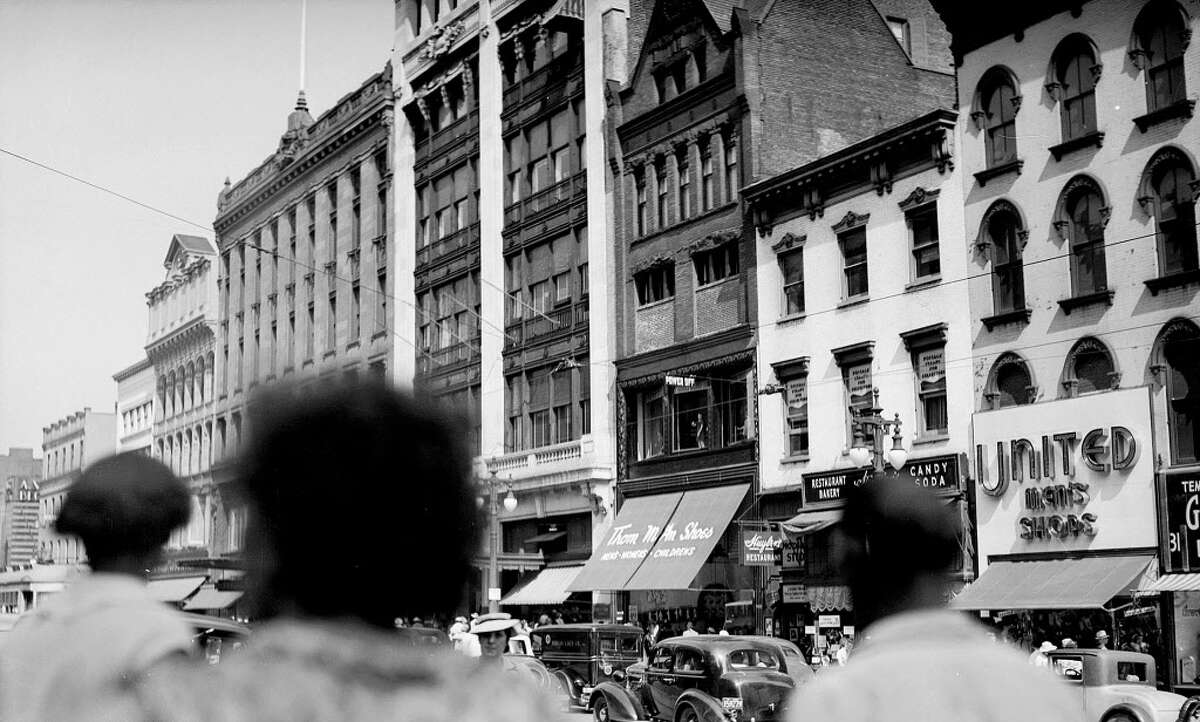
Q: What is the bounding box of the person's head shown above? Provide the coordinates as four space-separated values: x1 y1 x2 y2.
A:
685 620 694 630
836 478 960 629
1095 630 1109 647
1062 637 1077 648
470 612 518 659
56 452 189 574
239 379 477 629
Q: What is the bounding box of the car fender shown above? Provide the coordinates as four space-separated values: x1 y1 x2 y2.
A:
592 681 648 722
674 689 729 722
553 669 578 699
1100 703 1150 722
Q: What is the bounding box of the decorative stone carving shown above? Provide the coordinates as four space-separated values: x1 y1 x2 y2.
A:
771 232 805 254
1044 81 1064 102
1088 63 1103 82
898 186 940 212
831 210 869 234
1128 48 1149 70
422 20 465 61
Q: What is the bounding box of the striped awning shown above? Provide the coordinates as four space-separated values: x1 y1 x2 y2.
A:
807 584 853 612
147 576 207 603
183 589 244 611
1141 573 1200 592
543 0 584 22
501 566 583 606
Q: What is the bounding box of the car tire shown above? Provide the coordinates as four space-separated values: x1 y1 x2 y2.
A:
1104 713 1136 722
677 703 699 722
592 695 609 722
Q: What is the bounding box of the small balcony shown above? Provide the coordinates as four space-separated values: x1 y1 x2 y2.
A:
502 52 583 111
504 299 587 350
415 223 478 269
430 110 478 157
416 339 479 375
485 436 593 481
503 173 586 233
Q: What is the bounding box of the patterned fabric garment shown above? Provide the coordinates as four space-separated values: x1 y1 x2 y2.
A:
102 618 563 722
786 608 1078 722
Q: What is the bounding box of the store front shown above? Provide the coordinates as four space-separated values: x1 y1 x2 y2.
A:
761 453 972 664
953 387 1162 677
567 481 754 637
1144 468 1200 694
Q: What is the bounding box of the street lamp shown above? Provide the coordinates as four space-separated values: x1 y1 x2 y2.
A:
479 467 517 614
847 388 908 472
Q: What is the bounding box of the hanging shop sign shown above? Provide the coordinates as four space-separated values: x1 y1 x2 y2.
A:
802 454 963 505
741 530 783 566
818 615 841 628
781 584 807 604
666 375 696 387
776 538 805 570
1163 471 1200 573
970 387 1156 565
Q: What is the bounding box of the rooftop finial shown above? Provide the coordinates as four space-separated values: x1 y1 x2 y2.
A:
295 90 308 112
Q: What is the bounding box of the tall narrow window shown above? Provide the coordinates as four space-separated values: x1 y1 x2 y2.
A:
350 284 361 341
724 133 738 203
287 208 297 283
635 170 648 236
1150 158 1198 276
785 377 809 457
529 370 552 449
1063 183 1108 295
916 348 948 435
989 209 1026 313
1158 321 1200 464
351 168 362 251
779 248 804 315
1135 3 1188 112
655 157 669 229
908 204 941 280
840 228 869 299
845 362 873 448
887 16 911 55
980 70 1018 167
701 141 714 211
676 145 691 221
327 180 339 256
306 195 316 263
376 272 387 333
1053 36 1099 141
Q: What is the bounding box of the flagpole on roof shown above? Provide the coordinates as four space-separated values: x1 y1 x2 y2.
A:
298 0 308 94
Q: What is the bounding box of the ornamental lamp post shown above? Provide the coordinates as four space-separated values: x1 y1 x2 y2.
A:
476 465 517 614
847 388 909 473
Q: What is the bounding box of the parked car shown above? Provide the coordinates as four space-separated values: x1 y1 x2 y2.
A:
179 612 250 665
740 636 815 689
529 623 644 711
1046 648 1200 722
589 635 794 722
396 625 451 649
506 653 572 710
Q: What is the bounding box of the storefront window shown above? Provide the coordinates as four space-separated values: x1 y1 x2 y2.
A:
630 371 752 461
1175 592 1200 685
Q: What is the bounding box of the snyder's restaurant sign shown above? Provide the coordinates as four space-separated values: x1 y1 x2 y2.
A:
741 530 783 566
971 387 1156 560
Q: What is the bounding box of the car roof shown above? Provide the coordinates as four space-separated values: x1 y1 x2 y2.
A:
177 612 250 635
657 635 782 651
532 624 641 633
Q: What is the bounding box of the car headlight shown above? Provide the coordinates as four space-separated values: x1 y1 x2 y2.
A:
574 678 585 687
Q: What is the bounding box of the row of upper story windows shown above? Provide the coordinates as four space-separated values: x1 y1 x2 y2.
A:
632 242 741 308
630 128 739 239
978 147 1196 319
43 441 83 478
120 401 153 437
158 354 214 419
973 2 1191 169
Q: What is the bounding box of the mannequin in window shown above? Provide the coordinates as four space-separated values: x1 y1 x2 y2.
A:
691 413 707 449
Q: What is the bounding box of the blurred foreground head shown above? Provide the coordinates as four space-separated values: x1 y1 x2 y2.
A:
56 452 189 571
837 479 960 628
240 379 477 629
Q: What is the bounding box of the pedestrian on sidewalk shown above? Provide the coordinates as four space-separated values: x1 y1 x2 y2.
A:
0 452 193 721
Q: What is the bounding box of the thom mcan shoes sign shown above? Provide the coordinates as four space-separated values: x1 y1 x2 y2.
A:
971 386 1156 559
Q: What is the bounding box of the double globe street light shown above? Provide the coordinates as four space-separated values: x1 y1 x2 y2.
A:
847 388 909 472
477 468 517 613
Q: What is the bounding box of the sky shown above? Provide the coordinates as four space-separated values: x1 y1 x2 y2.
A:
0 0 395 453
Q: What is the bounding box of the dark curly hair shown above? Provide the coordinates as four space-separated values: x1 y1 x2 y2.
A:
238 378 478 629
55 452 190 563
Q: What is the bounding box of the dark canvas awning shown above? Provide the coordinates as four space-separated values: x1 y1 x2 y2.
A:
147 576 207 603
780 509 842 536
624 484 750 591
567 492 684 592
950 554 1155 611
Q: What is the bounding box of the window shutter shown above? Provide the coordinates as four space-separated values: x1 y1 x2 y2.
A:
550 110 571 148
553 369 572 405
435 174 453 209
579 360 590 399
528 242 553 282
528 123 548 159
530 370 551 408
553 235 573 273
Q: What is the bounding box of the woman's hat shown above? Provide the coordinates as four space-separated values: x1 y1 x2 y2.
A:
470 612 520 635
1095 630 1109 641
1038 641 1057 653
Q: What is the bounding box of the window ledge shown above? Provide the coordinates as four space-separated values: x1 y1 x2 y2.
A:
780 454 810 465
973 159 1024 187
1057 288 1114 314
636 297 675 312
1145 268 1200 296
1133 99 1195 133
776 312 807 326
323 351 336 360
346 341 361 351
912 434 950 446
981 307 1032 331
1048 131 1105 161
372 330 387 341
837 295 870 310
905 275 942 292
303 358 314 367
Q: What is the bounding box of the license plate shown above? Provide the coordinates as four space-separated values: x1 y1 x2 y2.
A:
722 697 743 712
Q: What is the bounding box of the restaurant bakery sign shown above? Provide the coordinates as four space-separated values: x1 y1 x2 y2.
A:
801 454 963 505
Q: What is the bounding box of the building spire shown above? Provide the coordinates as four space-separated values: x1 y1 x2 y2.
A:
298 0 307 96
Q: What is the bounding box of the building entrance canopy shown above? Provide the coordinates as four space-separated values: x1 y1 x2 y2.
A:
950 554 1155 611
568 484 749 592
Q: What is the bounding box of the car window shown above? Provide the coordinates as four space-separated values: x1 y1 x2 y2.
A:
533 630 588 654
1051 656 1084 683
650 645 674 671
675 648 705 673
601 634 642 655
727 649 781 670
1117 661 1149 684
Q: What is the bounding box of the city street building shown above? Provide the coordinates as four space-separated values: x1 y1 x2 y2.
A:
392 0 621 615
0 448 42 569
744 108 972 648
39 408 115 564
931 0 1200 691
144 234 218 566
212 66 394 568
570 0 956 635
112 357 154 455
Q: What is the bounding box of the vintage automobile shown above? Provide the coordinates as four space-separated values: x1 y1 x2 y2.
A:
589 635 794 722
740 636 815 689
179 612 251 665
529 623 644 710
506 653 572 710
396 625 451 649
1046 649 1200 722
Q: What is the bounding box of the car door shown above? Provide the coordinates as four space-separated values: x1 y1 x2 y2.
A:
671 646 707 707
644 643 676 720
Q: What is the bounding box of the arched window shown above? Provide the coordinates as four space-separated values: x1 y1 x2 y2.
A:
975 67 1020 167
981 201 1027 313
1050 35 1100 141
1055 177 1110 296
1140 148 1198 276
1061 337 1117 397
986 352 1036 408
1133 2 1189 112
1154 319 1200 464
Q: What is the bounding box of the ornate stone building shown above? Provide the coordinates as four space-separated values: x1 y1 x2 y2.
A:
39 408 115 564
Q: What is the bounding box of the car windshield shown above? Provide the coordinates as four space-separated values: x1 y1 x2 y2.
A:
600 634 641 654
727 648 781 670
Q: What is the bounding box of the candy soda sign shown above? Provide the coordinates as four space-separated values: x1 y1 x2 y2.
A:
741 530 783 566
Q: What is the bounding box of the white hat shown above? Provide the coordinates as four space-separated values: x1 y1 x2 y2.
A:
470 612 520 635
1038 641 1057 653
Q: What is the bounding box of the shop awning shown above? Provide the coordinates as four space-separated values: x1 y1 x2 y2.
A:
624 484 750 591
567 491 684 592
781 509 842 536
807 584 853 612
950 554 1155 611
524 531 567 545
147 576 207 603
1141 573 1200 592
500 566 584 606
183 589 244 611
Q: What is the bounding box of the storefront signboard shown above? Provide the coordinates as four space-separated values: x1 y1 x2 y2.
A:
778 539 805 570
818 614 841 628
782 584 807 604
971 387 1156 570
1163 471 1200 573
802 454 963 505
741 530 783 566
